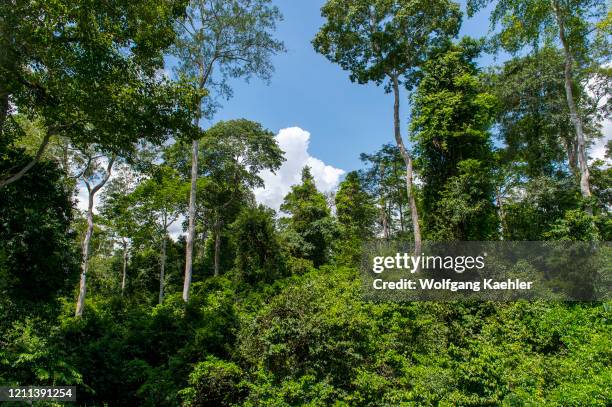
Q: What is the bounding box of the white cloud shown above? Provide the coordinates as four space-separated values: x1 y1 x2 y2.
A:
254 127 345 211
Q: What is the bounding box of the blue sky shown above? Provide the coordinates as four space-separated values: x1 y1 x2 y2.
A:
208 0 501 174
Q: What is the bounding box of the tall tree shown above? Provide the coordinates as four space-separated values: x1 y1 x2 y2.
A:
231 205 285 284
336 171 377 240
313 0 461 254
172 0 284 301
0 0 196 188
73 148 116 317
335 171 377 264
468 0 610 205
280 167 338 267
411 39 498 240
198 119 284 276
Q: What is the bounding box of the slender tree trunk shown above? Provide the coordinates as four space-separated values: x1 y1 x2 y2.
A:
182 62 210 301
552 2 591 203
121 239 128 296
390 74 422 254
160 232 167 304
75 191 95 317
75 156 115 317
183 138 199 302
214 224 221 277
496 185 507 240
393 162 405 232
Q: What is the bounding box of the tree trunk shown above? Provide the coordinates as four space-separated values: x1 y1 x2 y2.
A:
214 224 221 277
393 161 405 232
390 74 422 255
496 185 507 240
75 156 114 317
121 239 128 296
553 2 591 204
75 191 95 317
377 164 390 239
159 232 167 304
183 138 199 302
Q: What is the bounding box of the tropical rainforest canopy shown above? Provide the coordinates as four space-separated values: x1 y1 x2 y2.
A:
0 0 610 405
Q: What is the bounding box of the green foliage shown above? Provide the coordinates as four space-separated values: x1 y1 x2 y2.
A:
468 0 609 64
172 0 285 117
491 47 576 178
0 0 199 167
198 233 237 277
590 159 612 214
234 268 611 405
411 40 498 240
167 119 285 276
359 144 414 238
432 159 499 240
336 172 377 239
544 209 601 241
335 171 377 264
53 278 238 406
280 167 338 267
285 257 316 277
313 0 461 88
99 169 139 245
195 118 284 247
1 2 610 406
231 206 286 284
128 239 185 303
502 176 582 240
180 357 246 407
202 120 285 187
0 317 83 387
0 152 78 308
4 263 610 406
128 165 187 237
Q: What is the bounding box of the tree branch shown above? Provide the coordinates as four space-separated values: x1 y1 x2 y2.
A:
0 131 52 188
90 155 116 195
